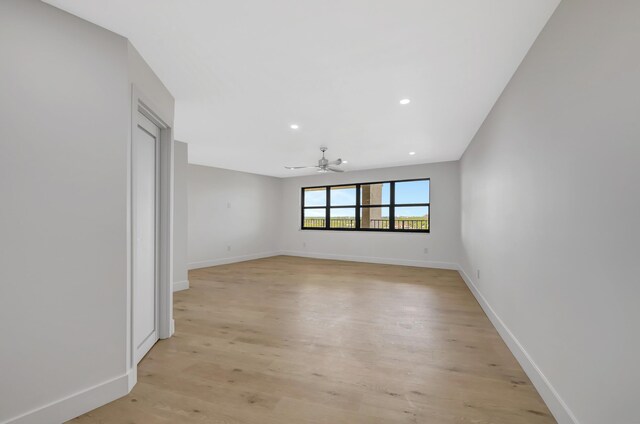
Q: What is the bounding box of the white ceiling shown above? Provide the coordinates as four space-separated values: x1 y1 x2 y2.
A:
44 0 559 177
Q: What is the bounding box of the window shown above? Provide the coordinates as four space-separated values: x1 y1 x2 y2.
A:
301 178 430 232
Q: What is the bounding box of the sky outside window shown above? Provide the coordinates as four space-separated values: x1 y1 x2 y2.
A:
304 208 325 218
330 186 356 206
395 180 430 204
304 188 325 206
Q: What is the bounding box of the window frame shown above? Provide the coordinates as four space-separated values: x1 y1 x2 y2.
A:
300 178 430 233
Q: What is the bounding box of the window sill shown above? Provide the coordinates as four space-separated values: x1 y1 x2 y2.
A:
299 228 429 234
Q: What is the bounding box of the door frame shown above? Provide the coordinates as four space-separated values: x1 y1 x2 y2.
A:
132 111 160 365
126 86 173 390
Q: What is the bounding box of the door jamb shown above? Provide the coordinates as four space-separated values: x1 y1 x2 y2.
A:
126 86 174 391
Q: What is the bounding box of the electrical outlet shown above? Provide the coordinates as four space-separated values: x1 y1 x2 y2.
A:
423 247 429 254
227 201 231 209
227 245 232 252
303 242 307 248
477 269 480 279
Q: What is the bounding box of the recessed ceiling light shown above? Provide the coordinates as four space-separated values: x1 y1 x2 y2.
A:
290 124 299 129
399 98 411 105
409 151 416 155
343 160 348 164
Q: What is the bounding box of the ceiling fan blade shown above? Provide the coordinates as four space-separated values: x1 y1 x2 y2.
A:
328 167 344 173
284 165 317 169
328 158 343 165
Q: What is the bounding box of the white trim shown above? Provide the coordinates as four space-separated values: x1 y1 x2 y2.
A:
296 228 431 235
127 368 137 392
189 251 458 271
188 252 279 270
278 250 459 270
172 280 190 292
457 267 579 424
2 371 132 424
131 108 161 366
127 86 174 390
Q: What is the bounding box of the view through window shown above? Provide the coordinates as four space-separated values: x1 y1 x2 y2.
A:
301 178 430 232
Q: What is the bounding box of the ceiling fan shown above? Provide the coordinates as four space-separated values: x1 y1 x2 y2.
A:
285 147 344 173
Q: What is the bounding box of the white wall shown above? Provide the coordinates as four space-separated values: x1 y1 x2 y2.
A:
459 0 640 423
188 165 281 269
279 162 461 268
0 1 128 421
127 43 175 126
173 141 189 289
0 1 173 422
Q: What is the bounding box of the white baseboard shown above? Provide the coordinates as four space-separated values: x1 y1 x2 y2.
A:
457 267 579 424
188 251 279 270
127 366 137 392
278 250 459 270
3 370 132 424
172 280 189 292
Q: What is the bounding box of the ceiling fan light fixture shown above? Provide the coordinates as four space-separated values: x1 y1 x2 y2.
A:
285 147 345 173
399 98 411 105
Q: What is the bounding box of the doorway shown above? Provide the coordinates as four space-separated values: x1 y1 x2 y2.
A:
133 111 160 363
128 89 173 385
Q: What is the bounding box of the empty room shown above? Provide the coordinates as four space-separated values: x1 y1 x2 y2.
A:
1 0 638 423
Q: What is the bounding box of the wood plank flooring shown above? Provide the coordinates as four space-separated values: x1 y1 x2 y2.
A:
71 255 555 423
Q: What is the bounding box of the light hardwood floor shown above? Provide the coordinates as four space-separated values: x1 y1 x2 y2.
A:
72 256 555 423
